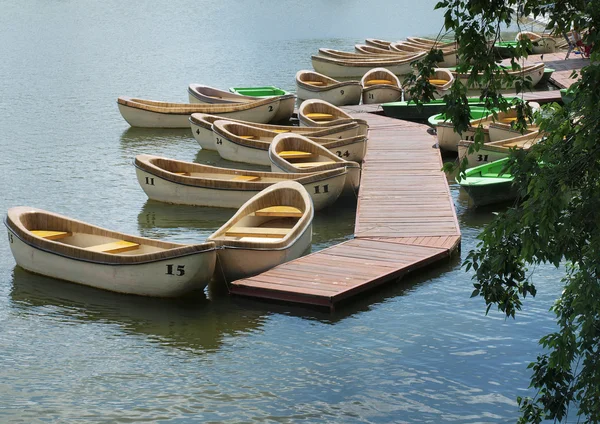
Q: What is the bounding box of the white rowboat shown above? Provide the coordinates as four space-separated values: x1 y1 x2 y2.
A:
117 96 281 128
134 154 346 211
5 207 216 297
207 181 314 282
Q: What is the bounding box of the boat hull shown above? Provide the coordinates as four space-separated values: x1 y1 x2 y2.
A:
270 162 359 196
436 123 490 152
296 83 362 106
6 227 216 297
215 223 312 282
461 181 517 207
118 101 279 128
361 86 403 104
190 119 217 150
311 57 419 78
457 142 510 168
134 166 345 211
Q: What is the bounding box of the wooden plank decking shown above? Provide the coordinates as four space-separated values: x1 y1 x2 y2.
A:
229 111 461 309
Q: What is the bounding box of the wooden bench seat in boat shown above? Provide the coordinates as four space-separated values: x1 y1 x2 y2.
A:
278 150 315 159
304 81 326 86
500 117 518 123
231 175 261 182
272 129 291 133
239 135 255 139
428 79 449 85
31 230 71 241
293 161 337 168
173 172 191 176
85 240 140 254
224 227 290 238
364 79 394 86
305 113 335 121
254 206 303 218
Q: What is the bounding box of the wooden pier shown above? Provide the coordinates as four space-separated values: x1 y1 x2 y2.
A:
229 111 461 309
228 51 584 310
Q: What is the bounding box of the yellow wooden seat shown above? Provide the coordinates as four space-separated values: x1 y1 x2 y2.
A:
279 150 314 159
225 227 290 238
239 135 255 139
304 81 326 86
272 129 291 133
173 172 191 176
231 175 261 182
305 113 334 121
428 78 449 85
293 161 337 168
31 230 71 241
364 79 394 86
85 240 140 254
500 117 518 123
255 206 303 218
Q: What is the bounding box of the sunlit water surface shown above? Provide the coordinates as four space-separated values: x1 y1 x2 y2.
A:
0 1 562 422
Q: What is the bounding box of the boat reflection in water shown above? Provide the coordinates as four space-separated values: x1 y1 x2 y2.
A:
9 267 267 353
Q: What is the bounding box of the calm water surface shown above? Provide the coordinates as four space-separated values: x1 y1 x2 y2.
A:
0 1 563 422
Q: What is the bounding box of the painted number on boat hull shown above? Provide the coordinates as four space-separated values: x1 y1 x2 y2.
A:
8 232 13 244
314 184 329 194
268 106 274 112
477 154 489 162
340 89 345 95
216 138 223 145
145 177 155 185
166 264 185 276
336 150 350 158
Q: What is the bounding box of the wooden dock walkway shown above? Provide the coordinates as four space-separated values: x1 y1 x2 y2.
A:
229 111 461 310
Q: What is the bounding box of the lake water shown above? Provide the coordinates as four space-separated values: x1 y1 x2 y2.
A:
0 1 563 422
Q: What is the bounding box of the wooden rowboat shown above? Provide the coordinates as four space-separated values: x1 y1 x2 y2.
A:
488 121 539 142
318 48 407 60
403 68 455 101
187 84 256 104
134 154 346 211
189 113 361 151
435 107 526 152
405 36 457 49
354 44 402 55
207 181 314 282
228 86 296 123
451 63 546 90
389 41 458 67
516 31 557 54
365 38 394 49
117 96 281 128
457 131 541 168
269 133 361 195
298 99 369 135
295 70 362 106
457 158 517 207
360 67 403 104
212 120 367 165
311 52 426 78
5 207 216 297
382 97 492 121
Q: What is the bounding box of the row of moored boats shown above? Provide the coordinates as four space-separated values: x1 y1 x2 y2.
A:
7 31 557 297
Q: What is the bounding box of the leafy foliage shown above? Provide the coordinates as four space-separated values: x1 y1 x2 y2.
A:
409 0 600 421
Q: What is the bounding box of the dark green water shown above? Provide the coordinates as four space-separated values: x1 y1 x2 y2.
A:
0 1 563 422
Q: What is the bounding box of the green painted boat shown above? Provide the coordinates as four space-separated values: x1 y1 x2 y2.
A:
539 67 555 85
229 86 291 97
382 97 489 121
427 106 494 127
457 157 517 207
560 88 575 104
